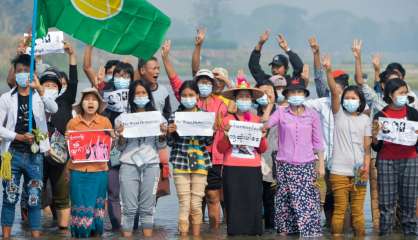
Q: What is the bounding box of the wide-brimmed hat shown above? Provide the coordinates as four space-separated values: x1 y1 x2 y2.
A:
282 77 310 97
222 78 264 100
73 87 107 114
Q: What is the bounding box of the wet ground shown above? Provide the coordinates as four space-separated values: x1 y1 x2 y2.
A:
0 179 415 240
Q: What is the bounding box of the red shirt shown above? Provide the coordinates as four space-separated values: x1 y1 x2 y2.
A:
379 106 417 160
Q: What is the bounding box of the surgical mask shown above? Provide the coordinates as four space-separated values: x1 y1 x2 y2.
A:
256 94 269 106
287 95 305 106
16 72 29 88
394 95 408 107
343 99 360 113
44 88 59 100
181 97 197 109
105 74 113 83
198 84 213 97
114 77 130 89
276 90 285 102
134 96 150 108
236 99 252 112
58 86 67 97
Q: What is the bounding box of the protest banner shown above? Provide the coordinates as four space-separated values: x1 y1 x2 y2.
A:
228 120 263 147
175 112 215 136
103 89 129 113
67 130 112 163
25 31 64 55
117 111 163 138
377 117 418 146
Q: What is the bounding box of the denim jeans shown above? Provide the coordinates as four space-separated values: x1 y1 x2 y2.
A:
120 163 160 231
1 148 43 230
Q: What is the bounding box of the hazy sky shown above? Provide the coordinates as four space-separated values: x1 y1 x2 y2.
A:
152 0 418 23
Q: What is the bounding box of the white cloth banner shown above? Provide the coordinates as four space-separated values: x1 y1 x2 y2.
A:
175 112 215 136
228 120 263 147
103 89 129 113
377 117 418 146
25 31 65 55
117 111 163 138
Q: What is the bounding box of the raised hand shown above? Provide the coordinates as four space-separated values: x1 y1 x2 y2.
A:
352 39 362 59
277 34 289 52
30 74 44 95
161 40 171 59
95 66 105 87
308 36 320 54
63 42 75 55
301 64 310 81
195 28 206 46
372 53 381 71
258 30 270 46
322 55 332 71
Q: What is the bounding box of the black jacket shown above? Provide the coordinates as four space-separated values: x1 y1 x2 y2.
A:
49 64 78 134
248 49 304 83
372 105 418 152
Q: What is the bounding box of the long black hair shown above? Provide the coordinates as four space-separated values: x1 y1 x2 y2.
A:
341 85 366 113
177 80 200 111
383 78 409 105
128 80 156 113
255 79 277 115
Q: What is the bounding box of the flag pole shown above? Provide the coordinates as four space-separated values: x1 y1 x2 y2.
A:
28 0 39 132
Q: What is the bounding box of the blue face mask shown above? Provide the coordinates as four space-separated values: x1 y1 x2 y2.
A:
236 99 252 112
134 96 150 108
394 95 408 107
114 77 130 89
256 94 269 106
276 90 285 103
343 99 360 113
16 72 29 88
58 86 67 97
198 83 213 97
181 97 197 109
105 74 113 83
287 95 305 106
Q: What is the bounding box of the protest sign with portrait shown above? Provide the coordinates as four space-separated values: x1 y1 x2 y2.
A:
67 130 113 163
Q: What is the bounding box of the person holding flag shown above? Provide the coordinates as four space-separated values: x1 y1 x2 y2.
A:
0 54 58 238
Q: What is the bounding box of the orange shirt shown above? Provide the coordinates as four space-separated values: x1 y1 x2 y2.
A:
66 114 112 172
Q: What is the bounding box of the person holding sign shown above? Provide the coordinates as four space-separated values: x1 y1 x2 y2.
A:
65 88 113 238
0 54 58 238
267 76 325 237
217 78 268 236
114 80 167 238
167 81 213 237
99 61 134 230
161 39 229 230
322 55 371 236
371 79 418 236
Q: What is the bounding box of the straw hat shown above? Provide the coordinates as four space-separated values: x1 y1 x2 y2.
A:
222 78 264 100
72 87 108 114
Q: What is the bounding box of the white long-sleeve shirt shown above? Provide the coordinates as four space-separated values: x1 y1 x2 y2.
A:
0 88 58 153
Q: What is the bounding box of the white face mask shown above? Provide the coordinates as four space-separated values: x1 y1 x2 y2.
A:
44 88 59 100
